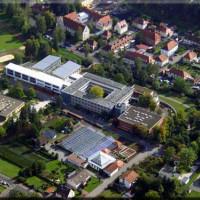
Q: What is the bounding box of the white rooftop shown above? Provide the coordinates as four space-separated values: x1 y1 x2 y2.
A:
52 61 81 80
88 151 116 170
31 55 61 71
6 63 67 88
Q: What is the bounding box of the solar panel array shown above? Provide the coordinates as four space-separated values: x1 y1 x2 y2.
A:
60 126 115 159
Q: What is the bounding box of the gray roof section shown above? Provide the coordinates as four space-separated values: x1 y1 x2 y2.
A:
62 72 133 109
52 61 81 79
118 105 163 130
0 95 24 118
32 55 61 71
43 129 57 140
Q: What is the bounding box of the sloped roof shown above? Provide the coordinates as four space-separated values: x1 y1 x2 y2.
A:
104 162 118 173
98 15 112 26
43 130 57 140
120 170 139 183
82 7 103 21
116 20 127 29
184 51 197 60
88 39 98 46
162 40 178 51
154 54 168 62
124 51 154 64
102 30 111 37
65 12 79 21
63 17 86 31
142 29 161 41
67 169 90 185
133 17 148 25
168 68 190 78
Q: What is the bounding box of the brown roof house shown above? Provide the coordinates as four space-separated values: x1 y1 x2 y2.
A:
183 51 197 63
132 17 149 30
103 34 132 54
88 39 98 51
103 162 119 177
82 7 113 31
102 30 112 40
66 169 91 190
161 40 178 57
166 68 192 80
183 35 200 48
32 3 47 14
114 20 128 35
57 12 90 41
154 54 169 67
67 154 88 168
119 170 139 189
123 50 155 67
141 30 161 46
156 23 174 37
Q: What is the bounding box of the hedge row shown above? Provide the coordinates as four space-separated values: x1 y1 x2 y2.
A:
0 146 33 168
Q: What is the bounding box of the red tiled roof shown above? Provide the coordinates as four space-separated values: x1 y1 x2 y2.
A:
65 12 79 21
125 51 154 64
133 17 148 25
136 44 150 50
120 170 139 183
162 40 178 51
168 68 190 78
104 34 132 51
88 39 98 46
98 15 112 26
154 54 168 62
157 23 168 33
101 148 111 154
103 30 111 37
67 154 86 165
116 160 124 167
104 162 118 173
45 187 55 194
184 51 197 61
63 17 85 31
113 140 122 148
142 29 161 41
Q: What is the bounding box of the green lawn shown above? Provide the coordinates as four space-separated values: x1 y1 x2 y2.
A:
26 176 44 188
186 190 200 198
100 189 122 198
159 96 187 112
54 48 84 64
84 176 103 193
0 185 5 193
0 23 23 53
0 158 21 178
46 160 61 172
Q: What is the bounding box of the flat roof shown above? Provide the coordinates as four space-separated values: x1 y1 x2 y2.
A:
6 63 67 88
52 61 81 79
32 55 61 71
118 105 163 130
62 72 133 109
0 95 24 118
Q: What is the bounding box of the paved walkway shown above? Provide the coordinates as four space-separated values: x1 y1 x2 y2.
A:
86 145 161 198
159 95 190 108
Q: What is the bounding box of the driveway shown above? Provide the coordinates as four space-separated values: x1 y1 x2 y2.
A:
32 100 50 112
190 175 200 192
169 50 190 65
86 145 161 198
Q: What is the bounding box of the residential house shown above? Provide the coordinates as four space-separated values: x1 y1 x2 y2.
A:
67 154 88 168
32 3 47 14
183 51 197 63
136 44 151 52
102 30 112 40
88 39 98 51
103 34 132 54
161 40 178 57
88 151 116 171
78 12 89 23
114 20 128 35
56 185 75 198
57 12 90 41
123 51 155 67
125 186 136 198
38 135 49 146
141 30 161 46
66 169 91 190
156 23 174 37
132 17 149 30
183 35 200 48
42 130 57 140
82 7 113 31
119 170 139 189
154 54 169 67
45 188 55 196
166 68 192 80
103 162 119 177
